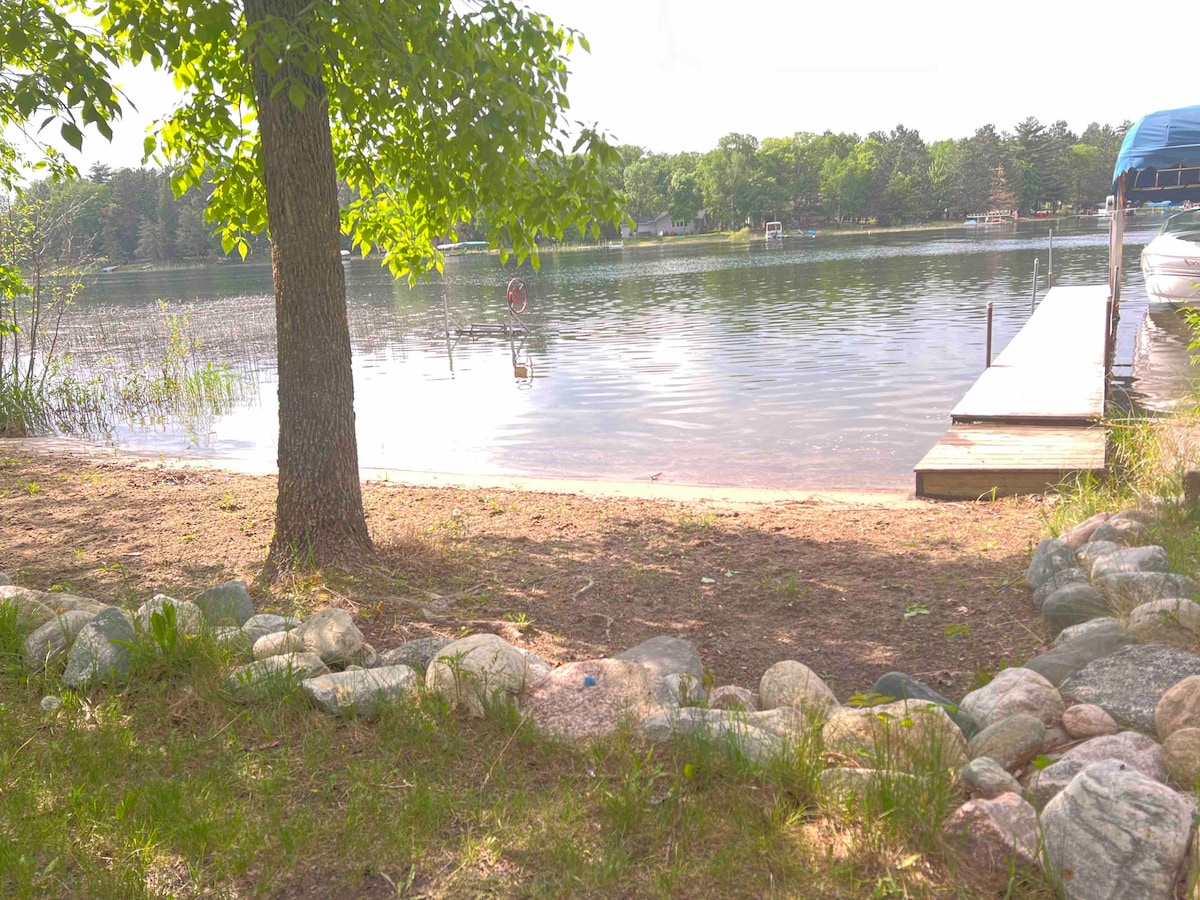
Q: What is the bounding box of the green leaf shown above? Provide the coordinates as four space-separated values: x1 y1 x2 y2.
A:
60 122 83 151
287 79 307 112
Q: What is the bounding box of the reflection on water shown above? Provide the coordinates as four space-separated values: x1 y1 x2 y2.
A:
1130 303 1200 412
56 217 1191 488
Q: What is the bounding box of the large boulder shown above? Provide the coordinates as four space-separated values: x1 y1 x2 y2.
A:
226 652 330 699
960 667 1063 729
1042 759 1195 900
1024 759 1086 811
959 757 1022 799
870 671 979 738
522 658 657 739
295 608 365 665
1090 545 1170 580
193 581 254 626
426 634 537 717
62 607 136 688
942 793 1040 880
639 707 784 765
301 665 418 717
375 636 453 674
821 700 968 770
241 613 301 644
1032 568 1088 610
1041 583 1109 637
709 685 758 711
1154 673 1200 739
615 635 703 681
22 610 97 671
1162 727 1200 788
966 714 1044 772
759 660 838 716
1026 538 1077 591
1057 512 1111 550
1090 513 1151 546
0 587 109 630
1053 617 1126 647
1076 540 1122 575
1128 598 1200 644
1061 643 1200 733
1093 572 1199 615
252 629 304 660
136 595 204 637
1023 626 1134 687
1054 731 1167 782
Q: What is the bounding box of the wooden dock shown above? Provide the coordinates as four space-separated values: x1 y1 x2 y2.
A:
915 285 1110 500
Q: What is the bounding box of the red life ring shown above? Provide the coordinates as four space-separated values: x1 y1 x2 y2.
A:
507 278 528 314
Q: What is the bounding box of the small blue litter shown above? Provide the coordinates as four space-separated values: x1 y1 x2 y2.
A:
584 675 597 687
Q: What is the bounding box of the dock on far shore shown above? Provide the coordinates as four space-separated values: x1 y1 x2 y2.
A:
914 284 1110 500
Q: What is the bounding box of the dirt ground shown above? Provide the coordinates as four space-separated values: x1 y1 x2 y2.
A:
0 446 1055 700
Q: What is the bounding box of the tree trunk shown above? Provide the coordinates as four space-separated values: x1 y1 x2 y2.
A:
245 0 374 569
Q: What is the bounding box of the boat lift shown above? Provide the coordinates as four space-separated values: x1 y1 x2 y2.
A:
441 278 535 386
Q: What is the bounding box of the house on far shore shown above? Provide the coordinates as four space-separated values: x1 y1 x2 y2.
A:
620 210 707 238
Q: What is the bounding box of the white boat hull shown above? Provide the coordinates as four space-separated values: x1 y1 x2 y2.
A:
1141 232 1200 305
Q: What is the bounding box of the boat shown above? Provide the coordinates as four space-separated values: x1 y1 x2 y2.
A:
764 221 783 241
607 240 624 249
437 240 489 255
964 211 1012 227
1140 208 1200 305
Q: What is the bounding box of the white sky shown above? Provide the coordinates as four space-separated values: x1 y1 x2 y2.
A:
28 0 1199 170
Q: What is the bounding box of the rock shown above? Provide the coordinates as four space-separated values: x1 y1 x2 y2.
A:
1062 643 1200 733
821 700 968 770
241 613 300 643
374 636 452 674
1053 617 1126 647
759 660 838 716
1076 540 1122 575
301 665 418 717
39 695 61 711
1094 572 1200 615
960 757 1023 799
295 608 364 665
819 767 923 801
192 581 254 626
1091 515 1151 546
1023 626 1135 686
1025 759 1085 811
639 707 784 764
252 629 304 660
1041 583 1109 637
62 607 136 688
426 634 537 717
942 793 1040 878
523 659 657 739
1032 567 1088 610
1058 512 1112 550
1162 727 1200 788
1155 674 1200 739
1041 725 1072 753
225 652 330 698
1128 598 1200 644
1042 759 1195 900
136 595 204 636
1090 545 1170 580
517 649 552 686
1062 704 1120 740
747 707 810 741
0 587 110 629
967 714 1045 772
870 671 980 738
1056 732 1167 782
709 685 758 711
659 672 707 707
960 667 1064 729
615 636 704 691
211 626 252 652
1026 538 1077 591
21 610 97 671
0 572 11 586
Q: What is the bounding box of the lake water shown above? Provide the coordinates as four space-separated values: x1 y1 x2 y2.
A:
60 217 1185 489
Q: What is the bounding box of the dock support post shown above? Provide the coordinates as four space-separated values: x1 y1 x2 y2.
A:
1104 298 1113 376
1031 258 1040 312
1048 229 1053 288
986 301 993 367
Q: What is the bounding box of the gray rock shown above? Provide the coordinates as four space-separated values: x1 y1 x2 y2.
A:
62 607 136 688
39 695 61 711
819 766 923 801
759 660 838 716
1056 731 1167 782
211 625 252 653
241 613 300 643
1026 538 1077 591
253 629 304 659
226 652 330 698
374 636 453 674
1025 758 1085 810
193 581 254 625
1156 674 1200 739
1041 725 1072 753
960 667 1064 729
1128 597 1200 644
967 714 1045 772
1091 515 1151 546
301 665 418 717
517 648 552 686
1061 643 1200 733
22 610 97 671
1062 704 1120 740
0 587 109 629
1090 545 1170 580
523 658 657 740
615 635 703 682
639 707 785 765
1053 617 1126 647
1032 567 1088 610
1076 540 1122 575
1023 626 1135 686
822 700 968 770
942 793 1040 879
709 685 758 711
659 672 707 707
136 595 204 636
1058 512 1112 550
960 757 1023 798
1042 759 1195 900
1094 572 1200 615
1161 727 1200 788
1041 583 1109 637
426 633 537 717
295 608 364 665
871 672 980 738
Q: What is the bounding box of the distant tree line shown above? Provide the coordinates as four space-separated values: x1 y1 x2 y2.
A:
613 117 1131 230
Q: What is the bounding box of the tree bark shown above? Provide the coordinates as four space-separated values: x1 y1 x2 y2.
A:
244 0 374 569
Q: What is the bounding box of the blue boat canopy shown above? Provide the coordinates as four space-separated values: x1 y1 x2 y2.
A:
1113 105 1200 201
